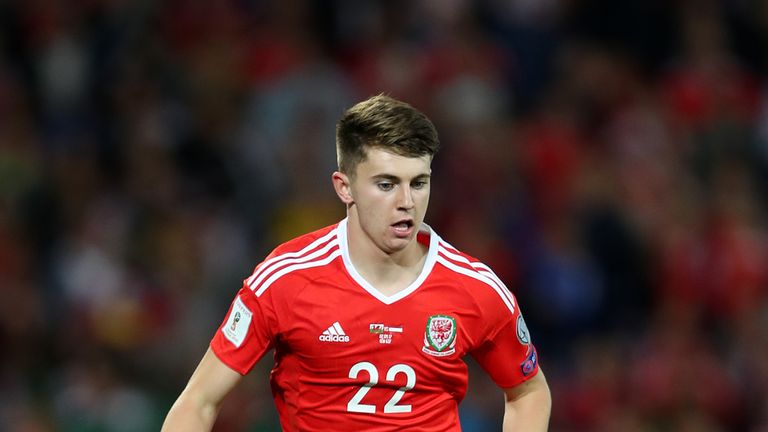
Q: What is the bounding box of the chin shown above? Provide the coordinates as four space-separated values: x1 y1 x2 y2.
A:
382 238 414 254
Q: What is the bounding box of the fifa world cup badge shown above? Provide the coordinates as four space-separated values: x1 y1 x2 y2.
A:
223 297 252 348
230 312 241 332
422 315 457 357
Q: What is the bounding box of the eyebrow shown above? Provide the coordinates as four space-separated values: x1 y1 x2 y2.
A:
371 173 431 182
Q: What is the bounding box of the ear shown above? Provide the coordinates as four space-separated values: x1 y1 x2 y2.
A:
332 171 354 205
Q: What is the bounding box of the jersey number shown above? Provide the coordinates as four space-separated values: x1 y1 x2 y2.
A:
347 362 416 414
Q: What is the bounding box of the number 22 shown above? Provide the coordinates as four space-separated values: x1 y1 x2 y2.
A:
347 362 416 414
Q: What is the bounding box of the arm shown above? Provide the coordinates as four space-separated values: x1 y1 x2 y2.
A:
502 369 551 431
162 348 244 431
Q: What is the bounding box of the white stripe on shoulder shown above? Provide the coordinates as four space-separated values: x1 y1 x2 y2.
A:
470 262 516 309
254 249 342 297
245 228 338 287
438 243 517 308
248 237 340 291
436 254 515 314
438 238 461 254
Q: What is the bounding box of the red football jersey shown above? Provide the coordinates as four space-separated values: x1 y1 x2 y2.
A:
210 219 539 431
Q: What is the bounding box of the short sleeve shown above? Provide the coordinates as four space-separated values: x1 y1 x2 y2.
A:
210 284 277 375
470 298 540 389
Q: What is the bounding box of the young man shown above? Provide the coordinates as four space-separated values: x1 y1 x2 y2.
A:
162 95 551 431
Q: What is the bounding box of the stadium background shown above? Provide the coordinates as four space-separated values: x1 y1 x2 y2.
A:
1 0 768 430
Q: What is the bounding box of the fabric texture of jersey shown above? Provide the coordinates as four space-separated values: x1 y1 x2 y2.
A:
210 218 540 431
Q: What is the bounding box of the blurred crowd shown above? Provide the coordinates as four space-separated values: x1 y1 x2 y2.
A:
2 0 768 430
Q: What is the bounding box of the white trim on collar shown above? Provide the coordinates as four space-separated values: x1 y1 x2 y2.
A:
338 218 439 304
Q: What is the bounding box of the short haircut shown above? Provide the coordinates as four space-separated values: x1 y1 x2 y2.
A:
336 94 440 177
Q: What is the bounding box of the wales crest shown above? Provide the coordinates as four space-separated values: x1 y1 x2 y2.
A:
423 315 457 357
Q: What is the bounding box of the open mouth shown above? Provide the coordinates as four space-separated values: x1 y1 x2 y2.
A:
391 219 414 235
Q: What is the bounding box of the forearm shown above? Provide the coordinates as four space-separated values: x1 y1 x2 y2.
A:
502 372 551 431
162 348 243 431
161 393 220 431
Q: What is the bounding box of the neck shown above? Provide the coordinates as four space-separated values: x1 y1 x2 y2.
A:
344 215 427 295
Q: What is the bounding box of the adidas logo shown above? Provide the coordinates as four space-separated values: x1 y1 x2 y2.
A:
319 321 350 343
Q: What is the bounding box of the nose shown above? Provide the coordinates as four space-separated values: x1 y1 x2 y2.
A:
398 185 415 210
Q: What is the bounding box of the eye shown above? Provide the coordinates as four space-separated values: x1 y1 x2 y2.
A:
412 180 428 190
377 182 395 191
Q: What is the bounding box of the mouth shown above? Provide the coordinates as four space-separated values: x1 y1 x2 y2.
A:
391 219 415 238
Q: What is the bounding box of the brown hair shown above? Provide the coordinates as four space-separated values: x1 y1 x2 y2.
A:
336 95 440 176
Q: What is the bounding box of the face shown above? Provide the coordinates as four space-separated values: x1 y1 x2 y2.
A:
334 147 432 256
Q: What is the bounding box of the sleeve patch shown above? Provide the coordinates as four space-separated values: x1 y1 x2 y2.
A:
222 296 253 348
516 314 531 345
520 347 538 376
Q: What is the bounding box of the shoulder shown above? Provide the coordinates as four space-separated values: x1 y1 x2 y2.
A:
433 237 495 285
269 223 341 258
433 237 517 314
244 223 343 297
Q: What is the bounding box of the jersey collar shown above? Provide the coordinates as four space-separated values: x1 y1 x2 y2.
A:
338 218 439 304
